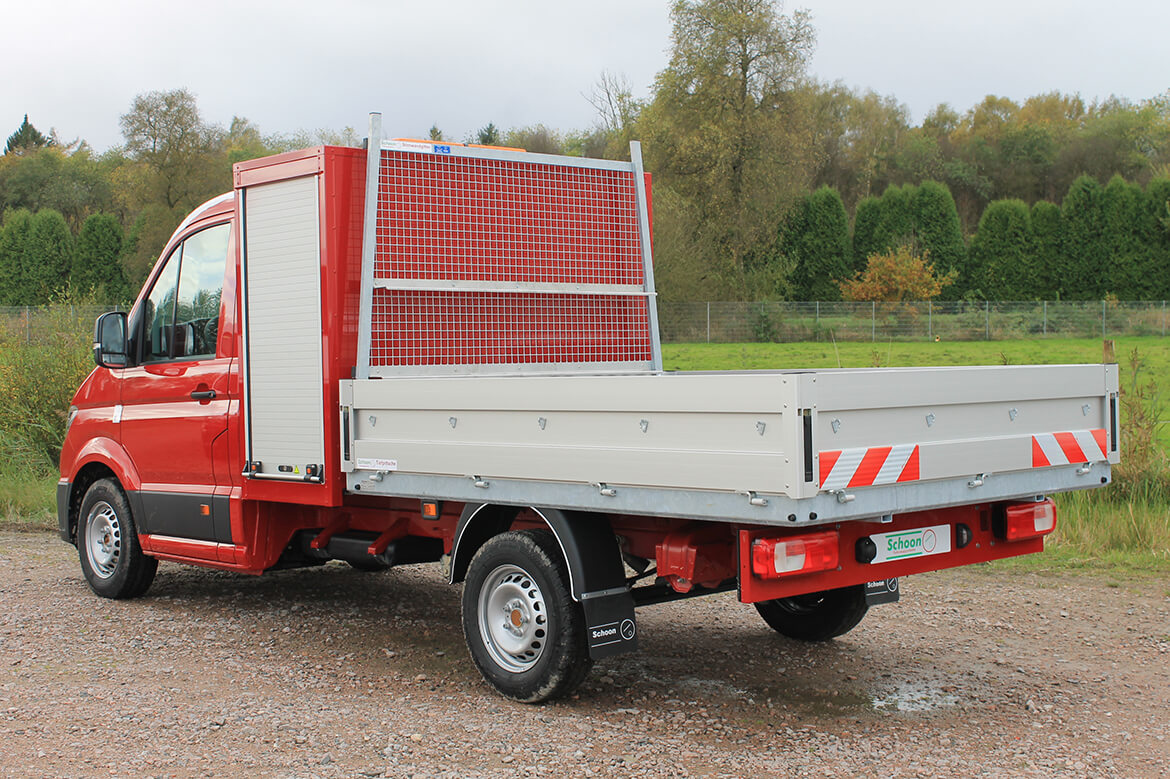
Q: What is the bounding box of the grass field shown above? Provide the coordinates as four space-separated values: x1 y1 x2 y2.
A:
663 336 1170 376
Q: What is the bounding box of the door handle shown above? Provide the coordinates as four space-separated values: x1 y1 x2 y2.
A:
191 390 217 400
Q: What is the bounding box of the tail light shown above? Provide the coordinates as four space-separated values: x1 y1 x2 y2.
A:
1002 499 1057 541
751 530 839 579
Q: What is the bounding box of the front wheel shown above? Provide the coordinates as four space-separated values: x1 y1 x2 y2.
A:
78 478 158 599
754 585 868 642
461 529 592 703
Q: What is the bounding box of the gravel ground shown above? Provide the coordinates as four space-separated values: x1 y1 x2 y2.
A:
1 531 1167 778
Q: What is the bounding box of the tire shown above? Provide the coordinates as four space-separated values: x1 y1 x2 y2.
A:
461 529 592 703
346 559 391 572
77 478 158 599
754 585 868 642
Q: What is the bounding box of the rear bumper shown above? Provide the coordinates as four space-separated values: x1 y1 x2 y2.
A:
57 479 72 544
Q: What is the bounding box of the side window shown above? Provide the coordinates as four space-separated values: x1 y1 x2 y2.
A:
139 223 231 363
142 248 181 361
174 224 230 359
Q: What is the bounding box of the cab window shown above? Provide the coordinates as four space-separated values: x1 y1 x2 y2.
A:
139 223 231 363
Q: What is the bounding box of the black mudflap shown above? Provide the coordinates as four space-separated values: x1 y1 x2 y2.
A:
582 591 638 659
865 577 900 605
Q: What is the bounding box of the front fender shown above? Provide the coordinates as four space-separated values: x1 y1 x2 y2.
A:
66 436 142 492
58 438 143 544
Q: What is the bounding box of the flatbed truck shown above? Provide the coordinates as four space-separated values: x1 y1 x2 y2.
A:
59 114 1119 701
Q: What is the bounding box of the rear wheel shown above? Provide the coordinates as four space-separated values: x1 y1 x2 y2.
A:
755 585 867 642
78 478 158 599
345 559 391 572
461 529 592 703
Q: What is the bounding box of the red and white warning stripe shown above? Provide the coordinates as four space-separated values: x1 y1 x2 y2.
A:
819 444 920 491
1032 429 1107 467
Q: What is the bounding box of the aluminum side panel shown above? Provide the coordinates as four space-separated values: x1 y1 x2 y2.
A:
347 373 801 495
242 176 325 475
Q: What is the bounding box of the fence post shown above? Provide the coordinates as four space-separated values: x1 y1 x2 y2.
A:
928 300 932 341
706 301 710 343
985 300 990 341
1102 299 1106 339
25 305 30 344
1163 300 1166 337
1043 301 1047 336
871 301 875 342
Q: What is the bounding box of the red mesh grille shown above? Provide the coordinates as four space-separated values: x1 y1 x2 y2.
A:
370 289 652 367
376 151 643 285
368 148 651 371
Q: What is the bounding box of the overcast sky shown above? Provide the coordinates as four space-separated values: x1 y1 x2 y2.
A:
3 0 1167 153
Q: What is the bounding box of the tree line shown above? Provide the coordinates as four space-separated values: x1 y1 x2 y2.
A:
3 0 1170 305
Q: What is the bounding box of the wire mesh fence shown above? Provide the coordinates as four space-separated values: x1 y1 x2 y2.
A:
658 300 1170 343
5 300 1170 346
0 306 118 343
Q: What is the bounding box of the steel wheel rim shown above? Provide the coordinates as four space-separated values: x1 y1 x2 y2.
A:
85 501 121 579
477 564 548 673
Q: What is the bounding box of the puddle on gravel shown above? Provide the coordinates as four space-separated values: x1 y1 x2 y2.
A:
870 680 960 712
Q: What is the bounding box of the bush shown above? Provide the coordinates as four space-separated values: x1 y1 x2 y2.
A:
1102 347 1170 504
0 301 96 475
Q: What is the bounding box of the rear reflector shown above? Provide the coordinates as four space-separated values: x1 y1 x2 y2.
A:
751 531 839 579
1003 499 1057 541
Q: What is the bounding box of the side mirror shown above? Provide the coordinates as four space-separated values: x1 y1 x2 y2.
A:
94 311 129 368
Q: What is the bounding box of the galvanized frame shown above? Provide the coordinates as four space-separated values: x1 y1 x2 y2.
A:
629 141 663 371
345 460 1112 529
356 112 383 381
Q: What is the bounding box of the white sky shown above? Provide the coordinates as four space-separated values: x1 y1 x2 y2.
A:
2 0 1167 153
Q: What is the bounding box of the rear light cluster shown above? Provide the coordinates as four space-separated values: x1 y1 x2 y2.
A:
1002 499 1057 541
751 530 839 579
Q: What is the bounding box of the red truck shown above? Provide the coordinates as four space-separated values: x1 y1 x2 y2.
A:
59 114 1119 702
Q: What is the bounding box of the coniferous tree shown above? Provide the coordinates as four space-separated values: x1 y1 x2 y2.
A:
475 123 501 146
874 183 916 248
970 199 1034 300
1141 178 1170 299
1061 176 1107 299
785 186 851 300
4 115 50 155
25 209 74 303
1030 200 1064 299
851 196 884 272
73 213 128 303
911 181 967 298
0 209 34 304
1101 176 1148 298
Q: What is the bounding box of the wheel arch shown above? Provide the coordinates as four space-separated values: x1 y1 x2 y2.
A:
61 444 141 544
449 504 626 601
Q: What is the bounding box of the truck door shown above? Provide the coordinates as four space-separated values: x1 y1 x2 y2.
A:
119 222 234 544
